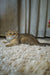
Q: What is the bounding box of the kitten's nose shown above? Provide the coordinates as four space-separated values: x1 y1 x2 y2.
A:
12 34 14 36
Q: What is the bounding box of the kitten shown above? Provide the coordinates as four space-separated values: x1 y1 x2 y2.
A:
3 30 50 47
3 30 19 47
19 34 40 45
19 34 50 46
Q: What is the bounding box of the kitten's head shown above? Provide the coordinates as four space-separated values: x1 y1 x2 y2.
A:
6 30 19 41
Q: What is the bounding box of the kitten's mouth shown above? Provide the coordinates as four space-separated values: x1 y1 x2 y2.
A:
6 36 18 41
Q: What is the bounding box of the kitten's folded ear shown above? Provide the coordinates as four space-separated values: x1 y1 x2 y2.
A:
17 32 19 34
5 30 11 35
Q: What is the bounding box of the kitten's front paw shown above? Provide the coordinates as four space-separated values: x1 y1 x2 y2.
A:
3 41 7 43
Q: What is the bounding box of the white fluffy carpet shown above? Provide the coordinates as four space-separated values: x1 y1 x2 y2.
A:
0 39 50 75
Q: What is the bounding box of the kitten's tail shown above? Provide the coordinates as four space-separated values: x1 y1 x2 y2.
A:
39 43 50 46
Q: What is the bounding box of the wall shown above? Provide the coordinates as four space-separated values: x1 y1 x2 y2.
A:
0 0 50 37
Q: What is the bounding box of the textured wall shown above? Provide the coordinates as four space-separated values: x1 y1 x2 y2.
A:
0 0 50 37
0 0 18 34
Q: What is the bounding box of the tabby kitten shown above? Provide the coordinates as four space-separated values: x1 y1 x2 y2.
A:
3 30 50 47
3 30 19 47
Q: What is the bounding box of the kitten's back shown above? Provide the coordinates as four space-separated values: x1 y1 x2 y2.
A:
19 34 40 45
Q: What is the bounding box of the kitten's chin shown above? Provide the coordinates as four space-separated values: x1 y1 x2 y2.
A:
6 36 15 41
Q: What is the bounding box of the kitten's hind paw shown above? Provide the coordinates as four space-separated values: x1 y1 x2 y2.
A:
5 44 10 47
5 43 14 47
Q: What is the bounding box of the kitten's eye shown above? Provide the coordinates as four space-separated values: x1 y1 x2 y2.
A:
9 33 12 35
14 33 16 35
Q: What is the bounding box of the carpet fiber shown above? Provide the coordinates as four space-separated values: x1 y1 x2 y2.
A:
0 39 50 75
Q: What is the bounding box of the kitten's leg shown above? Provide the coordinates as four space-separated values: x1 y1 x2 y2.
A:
5 42 19 47
5 39 19 47
3 41 8 43
5 43 14 47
